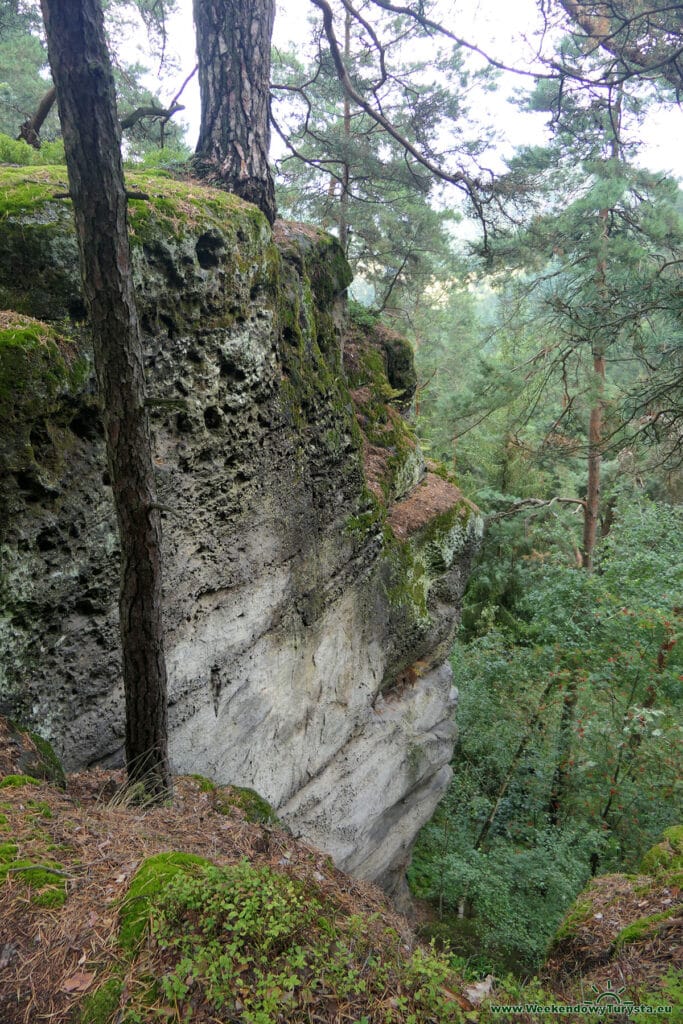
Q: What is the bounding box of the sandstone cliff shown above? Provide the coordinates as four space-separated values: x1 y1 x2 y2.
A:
0 166 482 896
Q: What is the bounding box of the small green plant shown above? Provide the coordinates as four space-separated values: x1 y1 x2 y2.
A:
348 298 381 330
187 773 216 793
631 970 683 1021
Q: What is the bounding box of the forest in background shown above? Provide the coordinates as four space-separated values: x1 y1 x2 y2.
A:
2 0 682 978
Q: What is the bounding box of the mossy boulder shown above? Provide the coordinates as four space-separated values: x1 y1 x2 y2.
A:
640 824 683 879
213 784 280 825
0 312 85 491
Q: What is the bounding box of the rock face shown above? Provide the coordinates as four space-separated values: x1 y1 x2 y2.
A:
0 167 482 895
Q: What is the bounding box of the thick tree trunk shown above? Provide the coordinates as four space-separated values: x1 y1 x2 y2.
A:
40 0 171 798
193 0 276 224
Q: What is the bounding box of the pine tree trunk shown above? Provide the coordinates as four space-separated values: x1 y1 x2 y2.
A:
547 674 579 826
193 0 276 224
40 0 171 798
582 109 620 572
582 347 605 571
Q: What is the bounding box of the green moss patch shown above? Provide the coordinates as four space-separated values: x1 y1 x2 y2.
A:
213 785 280 825
31 886 67 908
0 316 74 411
76 975 124 1024
0 165 69 219
187 773 216 793
552 895 595 942
118 851 212 953
0 314 85 482
0 841 18 861
0 773 40 788
614 905 682 949
0 842 68 906
640 825 683 876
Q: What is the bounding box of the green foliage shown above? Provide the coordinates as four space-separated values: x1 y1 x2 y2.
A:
0 773 40 787
118 852 211 953
0 4 56 140
348 298 381 330
126 143 191 170
0 132 65 165
640 825 683 876
632 971 683 1021
77 975 124 1024
213 785 280 825
0 3 187 156
123 858 463 1024
272 16 477 312
410 498 682 972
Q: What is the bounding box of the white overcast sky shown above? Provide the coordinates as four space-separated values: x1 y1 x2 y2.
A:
141 0 681 179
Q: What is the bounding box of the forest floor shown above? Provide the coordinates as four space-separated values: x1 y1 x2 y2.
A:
0 720 680 1023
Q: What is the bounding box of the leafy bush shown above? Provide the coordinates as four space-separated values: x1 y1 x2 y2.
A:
0 132 64 164
410 498 683 972
124 858 463 1023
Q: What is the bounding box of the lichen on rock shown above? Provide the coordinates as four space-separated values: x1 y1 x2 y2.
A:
0 165 482 896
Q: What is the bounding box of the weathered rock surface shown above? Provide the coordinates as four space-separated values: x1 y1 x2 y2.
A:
0 167 482 895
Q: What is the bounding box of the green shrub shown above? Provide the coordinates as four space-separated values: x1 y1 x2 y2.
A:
0 132 64 165
124 859 463 1023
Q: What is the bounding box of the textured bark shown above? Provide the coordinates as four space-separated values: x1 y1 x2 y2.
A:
548 674 579 826
582 348 605 572
40 0 171 797
193 0 276 223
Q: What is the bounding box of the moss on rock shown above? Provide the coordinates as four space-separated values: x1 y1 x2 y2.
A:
213 784 280 825
187 773 216 793
1 718 66 787
640 825 683 877
553 895 595 941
